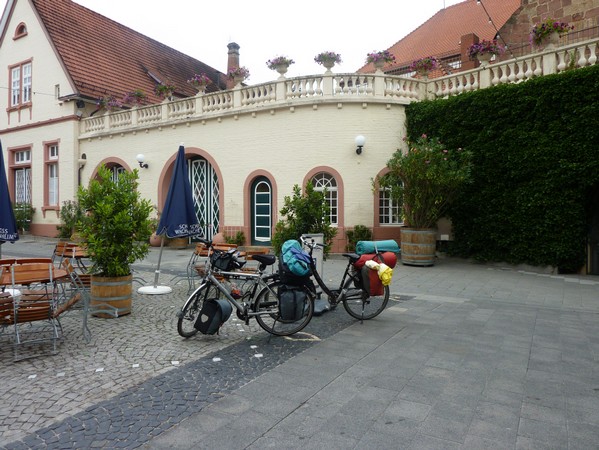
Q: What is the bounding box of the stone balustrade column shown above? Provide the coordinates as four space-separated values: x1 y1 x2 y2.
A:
542 52 557 75
275 79 286 101
373 74 385 97
479 67 491 89
322 74 333 96
131 107 138 127
233 86 242 108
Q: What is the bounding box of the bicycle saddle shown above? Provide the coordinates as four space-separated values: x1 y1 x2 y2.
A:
342 253 361 264
252 254 276 266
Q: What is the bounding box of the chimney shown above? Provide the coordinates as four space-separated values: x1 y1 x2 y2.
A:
227 42 240 89
461 33 479 71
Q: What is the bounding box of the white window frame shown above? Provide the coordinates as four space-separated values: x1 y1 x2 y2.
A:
310 172 338 226
15 149 31 164
10 62 32 107
379 187 403 225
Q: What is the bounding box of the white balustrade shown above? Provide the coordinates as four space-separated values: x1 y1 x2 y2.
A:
79 37 599 138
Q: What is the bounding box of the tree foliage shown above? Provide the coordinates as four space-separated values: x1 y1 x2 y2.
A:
272 182 337 256
77 166 153 277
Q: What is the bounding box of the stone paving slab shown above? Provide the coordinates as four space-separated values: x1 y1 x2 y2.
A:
1 238 599 449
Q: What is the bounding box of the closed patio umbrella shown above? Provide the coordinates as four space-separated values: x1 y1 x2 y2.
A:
0 140 19 258
138 144 201 294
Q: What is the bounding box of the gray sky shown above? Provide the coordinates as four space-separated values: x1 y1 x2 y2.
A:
3 0 464 83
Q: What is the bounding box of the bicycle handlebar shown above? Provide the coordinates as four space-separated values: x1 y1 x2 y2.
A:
299 236 325 250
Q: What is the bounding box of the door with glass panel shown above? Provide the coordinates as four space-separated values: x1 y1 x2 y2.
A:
251 177 272 245
189 158 219 240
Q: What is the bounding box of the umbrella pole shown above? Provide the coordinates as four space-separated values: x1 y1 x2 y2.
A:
137 234 172 295
152 235 165 288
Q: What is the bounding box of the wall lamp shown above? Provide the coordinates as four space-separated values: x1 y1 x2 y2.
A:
355 135 366 155
136 154 149 169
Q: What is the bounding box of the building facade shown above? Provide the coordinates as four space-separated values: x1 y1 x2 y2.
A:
1 0 598 253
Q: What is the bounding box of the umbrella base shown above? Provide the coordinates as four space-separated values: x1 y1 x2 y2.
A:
137 285 173 295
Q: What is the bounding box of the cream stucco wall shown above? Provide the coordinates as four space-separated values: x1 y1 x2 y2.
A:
79 100 406 233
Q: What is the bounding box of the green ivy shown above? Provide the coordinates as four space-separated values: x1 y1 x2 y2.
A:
406 65 599 272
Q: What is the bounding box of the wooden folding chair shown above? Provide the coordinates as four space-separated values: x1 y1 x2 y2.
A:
9 263 60 361
58 258 98 342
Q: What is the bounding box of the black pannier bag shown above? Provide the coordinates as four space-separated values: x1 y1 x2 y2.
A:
210 249 245 271
278 284 308 322
278 258 312 286
194 298 233 334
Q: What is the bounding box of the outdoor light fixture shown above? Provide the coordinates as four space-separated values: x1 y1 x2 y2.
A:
76 99 85 108
136 154 148 169
355 135 366 155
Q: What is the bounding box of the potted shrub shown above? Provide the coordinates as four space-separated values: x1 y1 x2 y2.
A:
154 83 176 100
187 73 211 93
376 134 473 266
56 200 84 240
530 18 574 49
314 51 342 71
366 50 396 70
77 165 153 316
467 39 504 65
12 202 34 234
227 66 250 84
266 56 295 77
122 89 148 107
409 56 440 77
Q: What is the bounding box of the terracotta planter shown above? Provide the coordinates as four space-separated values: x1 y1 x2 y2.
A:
149 233 162 247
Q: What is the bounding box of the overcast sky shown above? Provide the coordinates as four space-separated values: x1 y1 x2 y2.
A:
3 0 465 84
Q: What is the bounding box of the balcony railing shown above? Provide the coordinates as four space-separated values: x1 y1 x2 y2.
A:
79 37 598 138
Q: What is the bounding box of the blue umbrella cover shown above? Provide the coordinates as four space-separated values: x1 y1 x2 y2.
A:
156 145 201 239
0 141 19 257
139 145 200 294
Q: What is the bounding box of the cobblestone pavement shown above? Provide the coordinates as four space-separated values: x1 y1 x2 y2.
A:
0 259 364 449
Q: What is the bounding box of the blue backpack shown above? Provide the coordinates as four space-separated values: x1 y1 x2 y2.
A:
279 239 312 285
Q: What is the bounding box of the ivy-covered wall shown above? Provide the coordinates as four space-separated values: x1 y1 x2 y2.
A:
406 64 599 272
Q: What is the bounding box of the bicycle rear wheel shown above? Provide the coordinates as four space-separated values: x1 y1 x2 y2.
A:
342 277 389 320
254 281 314 336
176 282 219 338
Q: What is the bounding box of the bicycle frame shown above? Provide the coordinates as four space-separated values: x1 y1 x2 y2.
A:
300 237 364 303
196 270 278 320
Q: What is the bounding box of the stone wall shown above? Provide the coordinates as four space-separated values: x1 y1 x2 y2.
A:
498 0 599 51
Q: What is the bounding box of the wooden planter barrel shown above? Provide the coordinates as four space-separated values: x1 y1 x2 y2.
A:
90 274 133 318
400 228 437 266
169 237 189 249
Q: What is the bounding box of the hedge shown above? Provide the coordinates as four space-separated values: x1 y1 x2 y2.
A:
405 64 599 272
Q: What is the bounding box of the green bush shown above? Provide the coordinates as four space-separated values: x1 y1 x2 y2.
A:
345 225 372 252
77 166 153 277
12 202 34 232
272 182 337 256
57 200 84 239
224 230 245 246
406 65 599 271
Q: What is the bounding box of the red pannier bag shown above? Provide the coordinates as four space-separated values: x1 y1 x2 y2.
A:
353 252 397 296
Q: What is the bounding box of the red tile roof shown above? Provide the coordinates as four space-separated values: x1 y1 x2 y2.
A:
360 0 521 72
32 0 227 104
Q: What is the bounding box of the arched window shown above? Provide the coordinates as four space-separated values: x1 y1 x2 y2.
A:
14 23 27 39
310 172 338 226
378 187 403 225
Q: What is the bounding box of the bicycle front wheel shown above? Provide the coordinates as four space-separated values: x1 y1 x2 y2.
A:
176 282 219 338
342 277 389 320
254 281 314 336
